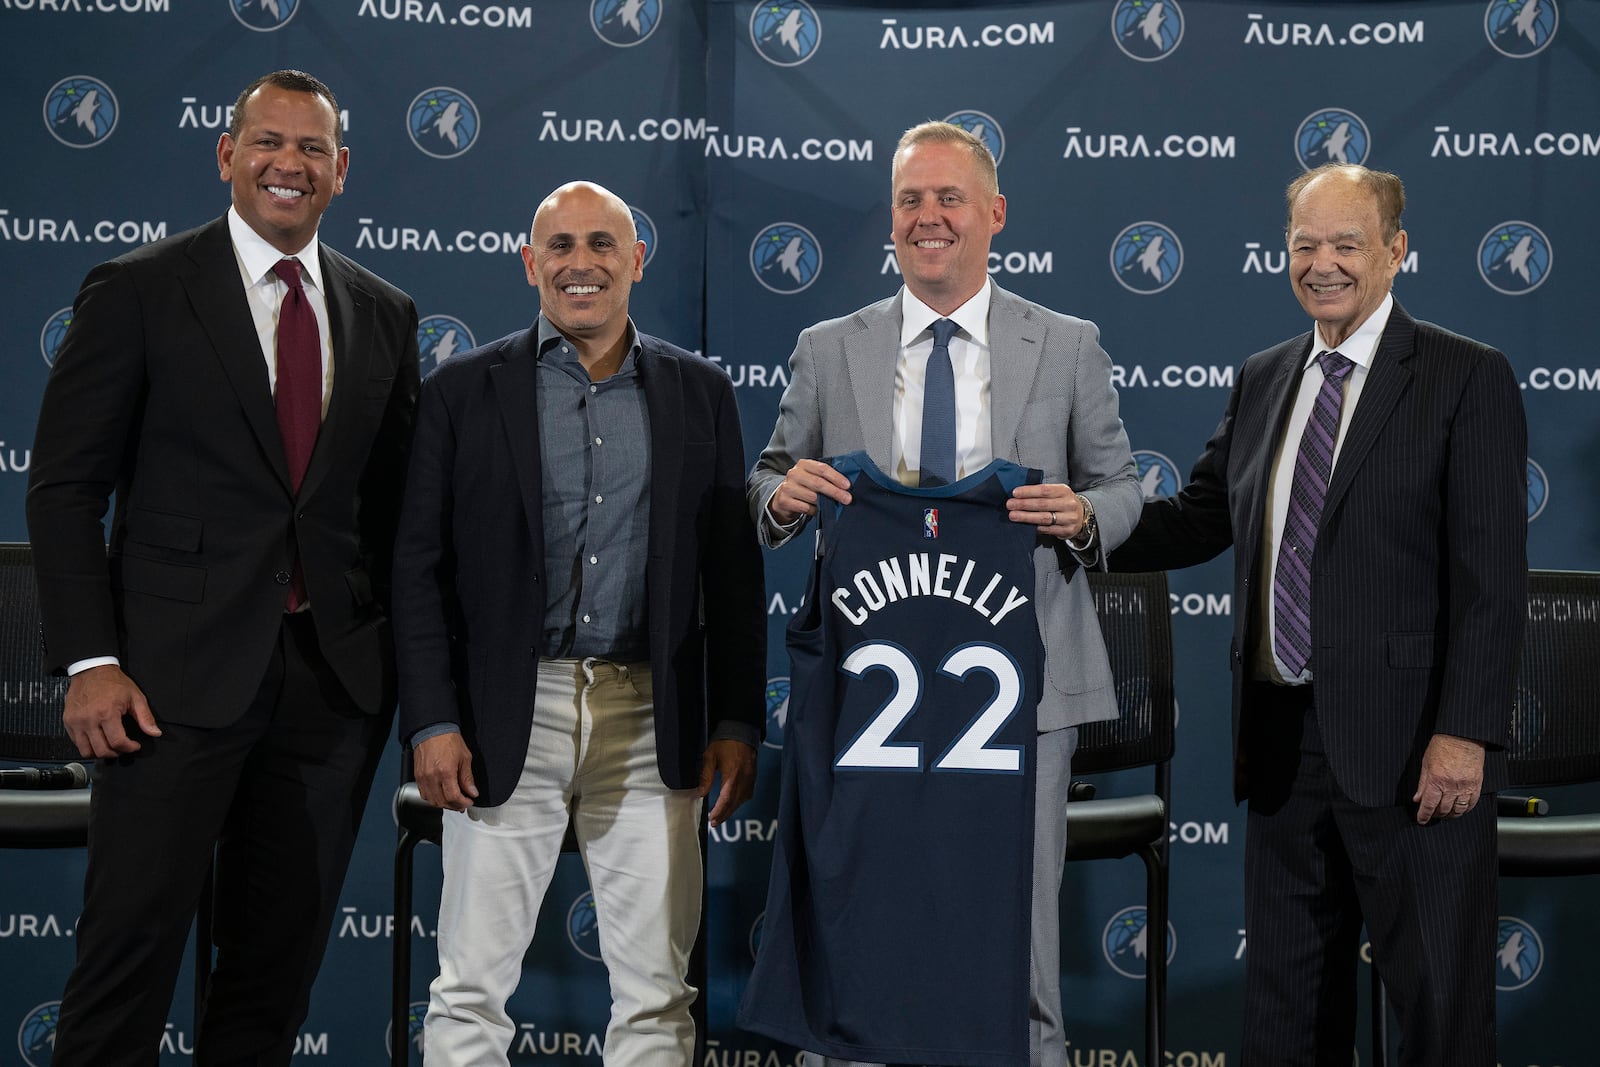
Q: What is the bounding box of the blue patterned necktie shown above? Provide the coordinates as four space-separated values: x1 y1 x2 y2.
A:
1272 350 1355 676
919 318 959 487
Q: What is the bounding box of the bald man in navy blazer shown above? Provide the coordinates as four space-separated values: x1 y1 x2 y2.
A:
27 70 419 1064
1113 164 1526 1066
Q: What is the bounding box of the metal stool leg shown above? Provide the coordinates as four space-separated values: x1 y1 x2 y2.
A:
393 828 420 1067
1142 844 1167 1067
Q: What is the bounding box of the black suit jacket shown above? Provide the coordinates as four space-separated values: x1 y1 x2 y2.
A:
26 216 421 723
1114 302 1527 806
392 327 766 808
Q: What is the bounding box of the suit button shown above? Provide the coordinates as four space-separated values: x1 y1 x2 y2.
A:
296 511 307 521
275 570 292 585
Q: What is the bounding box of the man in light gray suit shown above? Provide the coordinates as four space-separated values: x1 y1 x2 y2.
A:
746 121 1141 1067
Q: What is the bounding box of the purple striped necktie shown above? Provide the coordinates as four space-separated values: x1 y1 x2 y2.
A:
1272 350 1354 677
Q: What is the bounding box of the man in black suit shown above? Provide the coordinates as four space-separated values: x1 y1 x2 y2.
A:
26 70 419 1064
392 180 764 1063
1112 164 1525 1066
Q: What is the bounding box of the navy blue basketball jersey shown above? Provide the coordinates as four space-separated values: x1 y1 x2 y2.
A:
739 452 1042 1067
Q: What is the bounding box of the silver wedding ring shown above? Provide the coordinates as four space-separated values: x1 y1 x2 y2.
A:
1050 512 1057 525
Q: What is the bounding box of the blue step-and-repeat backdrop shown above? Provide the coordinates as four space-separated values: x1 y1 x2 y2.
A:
4 0 1597 1064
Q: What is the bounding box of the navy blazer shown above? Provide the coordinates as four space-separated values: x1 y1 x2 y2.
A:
392 327 766 808
1114 302 1527 806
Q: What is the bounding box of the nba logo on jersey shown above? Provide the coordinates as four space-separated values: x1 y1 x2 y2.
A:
923 508 939 539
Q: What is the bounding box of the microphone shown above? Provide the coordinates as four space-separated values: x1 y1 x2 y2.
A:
0 763 89 790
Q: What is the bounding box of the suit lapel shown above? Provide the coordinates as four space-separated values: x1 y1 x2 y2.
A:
298 246 374 501
842 296 901 469
489 331 545 543
1324 304 1415 517
987 287 1042 461
181 218 291 490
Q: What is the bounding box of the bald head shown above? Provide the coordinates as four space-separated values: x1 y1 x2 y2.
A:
530 181 636 246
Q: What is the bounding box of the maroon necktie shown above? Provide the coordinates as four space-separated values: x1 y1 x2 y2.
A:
272 258 321 610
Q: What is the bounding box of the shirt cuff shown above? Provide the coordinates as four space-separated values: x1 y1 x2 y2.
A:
67 656 120 675
710 720 761 749
409 722 461 748
763 484 807 536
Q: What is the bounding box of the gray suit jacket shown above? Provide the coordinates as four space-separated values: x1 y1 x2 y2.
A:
747 284 1141 730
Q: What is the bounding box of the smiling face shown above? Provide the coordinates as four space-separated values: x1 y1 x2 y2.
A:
217 84 347 255
521 182 644 344
890 139 1006 315
1286 170 1406 349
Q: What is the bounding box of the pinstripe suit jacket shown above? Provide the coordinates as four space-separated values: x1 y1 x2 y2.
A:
1113 302 1527 806
746 283 1142 732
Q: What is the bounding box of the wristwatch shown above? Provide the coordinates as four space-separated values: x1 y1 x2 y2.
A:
1067 494 1097 550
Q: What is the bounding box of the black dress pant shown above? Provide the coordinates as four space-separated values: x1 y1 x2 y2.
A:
1240 681 1497 1067
53 613 391 1066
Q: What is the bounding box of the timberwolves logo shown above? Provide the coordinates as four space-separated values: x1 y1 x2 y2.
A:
417 315 476 372
1525 458 1548 521
1132 450 1180 499
1102 906 1175 979
384 1001 428 1059
1486 0 1557 58
592 0 661 47
750 1 821 67
1111 222 1182 294
942 111 1005 166
17 1001 61 1067
1495 916 1544 990
1478 221 1551 295
44 76 118 149
230 0 299 31
41 307 74 367
749 910 765 960
750 222 822 294
630 205 658 269
408 88 480 160
567 890 603 961
763 677 790 750
1294 108 1370 170
1112 0 1184 62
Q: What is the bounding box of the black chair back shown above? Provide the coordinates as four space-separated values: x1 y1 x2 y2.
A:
1506 570 1600 788
1079 569 1176 776
0 543 73 764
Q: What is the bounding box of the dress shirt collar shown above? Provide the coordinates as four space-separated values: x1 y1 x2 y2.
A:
534 314 641 363
1307 291 1393 373
899 278 992 348
227 206 325 294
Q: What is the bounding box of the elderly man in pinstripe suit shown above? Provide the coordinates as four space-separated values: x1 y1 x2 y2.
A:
1113 163 1526 1066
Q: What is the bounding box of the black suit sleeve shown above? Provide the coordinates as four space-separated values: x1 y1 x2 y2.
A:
1433 344 1526 745
25 259 148 671
392 369 462 742
1110 378 1241 574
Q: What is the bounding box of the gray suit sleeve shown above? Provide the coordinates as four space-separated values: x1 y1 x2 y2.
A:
1063 321 1141 569
746 327 824 548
